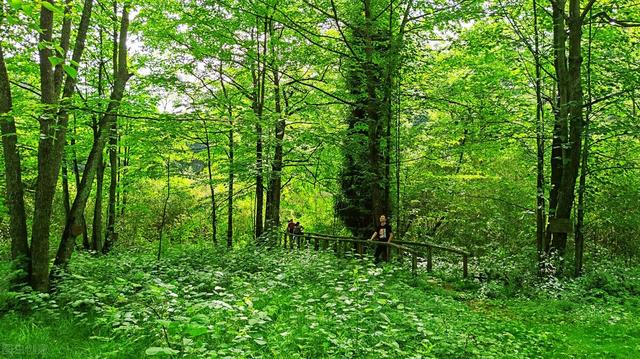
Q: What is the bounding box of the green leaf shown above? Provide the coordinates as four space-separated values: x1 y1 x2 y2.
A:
254 338 267 346
41 1 62 14
63 64 77 79
145 347 179 356
185 324 208 337
9 0 22 10
48 56 63 67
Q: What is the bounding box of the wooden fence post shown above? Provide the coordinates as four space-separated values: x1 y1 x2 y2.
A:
314 236 319 251
463 254 468 278
411 251 417 277
427 246 433 272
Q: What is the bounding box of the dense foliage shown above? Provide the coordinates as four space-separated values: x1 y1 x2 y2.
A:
2 245 640 357
1 0 639 356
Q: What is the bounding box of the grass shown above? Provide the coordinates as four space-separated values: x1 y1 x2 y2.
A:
1 244 639 358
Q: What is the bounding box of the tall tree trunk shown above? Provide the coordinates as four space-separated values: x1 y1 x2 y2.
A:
62 156 72 220
254 116 264 240
203 123 217 244
220 61 234 247
533 0 546 268
120 143 129 217
104 120 118 254
364 0 383 223
54 5 129 269
265 54 285 232
92 150 105 253
545 0 570 259
227 125 234 248
71 115 90 250
30 0 59 292
252 17 268 241
53 0 72 99
545 0 586 274
31 0 94 291
0 36 29 276
575 11 593 277
104 18 119 254
158 156 170 261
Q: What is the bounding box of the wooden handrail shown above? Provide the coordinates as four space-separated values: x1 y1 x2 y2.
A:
281 231 470 278
393 240 470 256
304 231 470 256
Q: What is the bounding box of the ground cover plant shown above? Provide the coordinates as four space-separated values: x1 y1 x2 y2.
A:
1 245 639 358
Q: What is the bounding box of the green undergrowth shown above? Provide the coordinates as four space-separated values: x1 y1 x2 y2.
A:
1 244 639 358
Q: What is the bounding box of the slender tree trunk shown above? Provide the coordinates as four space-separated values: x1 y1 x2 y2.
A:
31 0 94 291
71 116 90 250
104 18 119 253
395 73 401 237
30 1 59 291
92 151 105 253
265 56 285 231
53 0 72 99
104 120 118 253
54 5 129 269
158 156 170 261
120 144 129 217
575 11 593 277
545 0 570 259
203 124 217 244
252 17 268 240
219 62 235 248
255 120 264 239
62 156 72 220
545 0 585 275
0 38 29 275
227 126 234 248
533 0 546 267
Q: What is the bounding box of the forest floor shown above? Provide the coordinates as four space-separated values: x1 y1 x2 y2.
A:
1 244 639 358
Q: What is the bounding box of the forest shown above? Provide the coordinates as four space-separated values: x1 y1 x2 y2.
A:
0 0 639 357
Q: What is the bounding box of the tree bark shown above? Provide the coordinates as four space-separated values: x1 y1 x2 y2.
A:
53 0 73 99
104 121 118 254
120 144 129 217
227 126 234 248
30 0 59 292
220 61 234 247
0 37 29 275
203 123 217 244
533 0 546 268
252 17 270 240
31 0 94 291
575 11 594 277
62 156 72 220
158 156 170 261
54 5 129 269
92 150 105 253
71 115 90 250
104 22 119 254
265 55 285 232
545 0 585 274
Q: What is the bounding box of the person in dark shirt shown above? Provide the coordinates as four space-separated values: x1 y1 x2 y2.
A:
287 219 295 234
370 214 393 263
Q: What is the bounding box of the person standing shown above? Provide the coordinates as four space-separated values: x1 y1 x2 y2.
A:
370 214 393 263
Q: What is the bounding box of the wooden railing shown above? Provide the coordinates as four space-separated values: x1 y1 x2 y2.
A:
279 231 471 278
